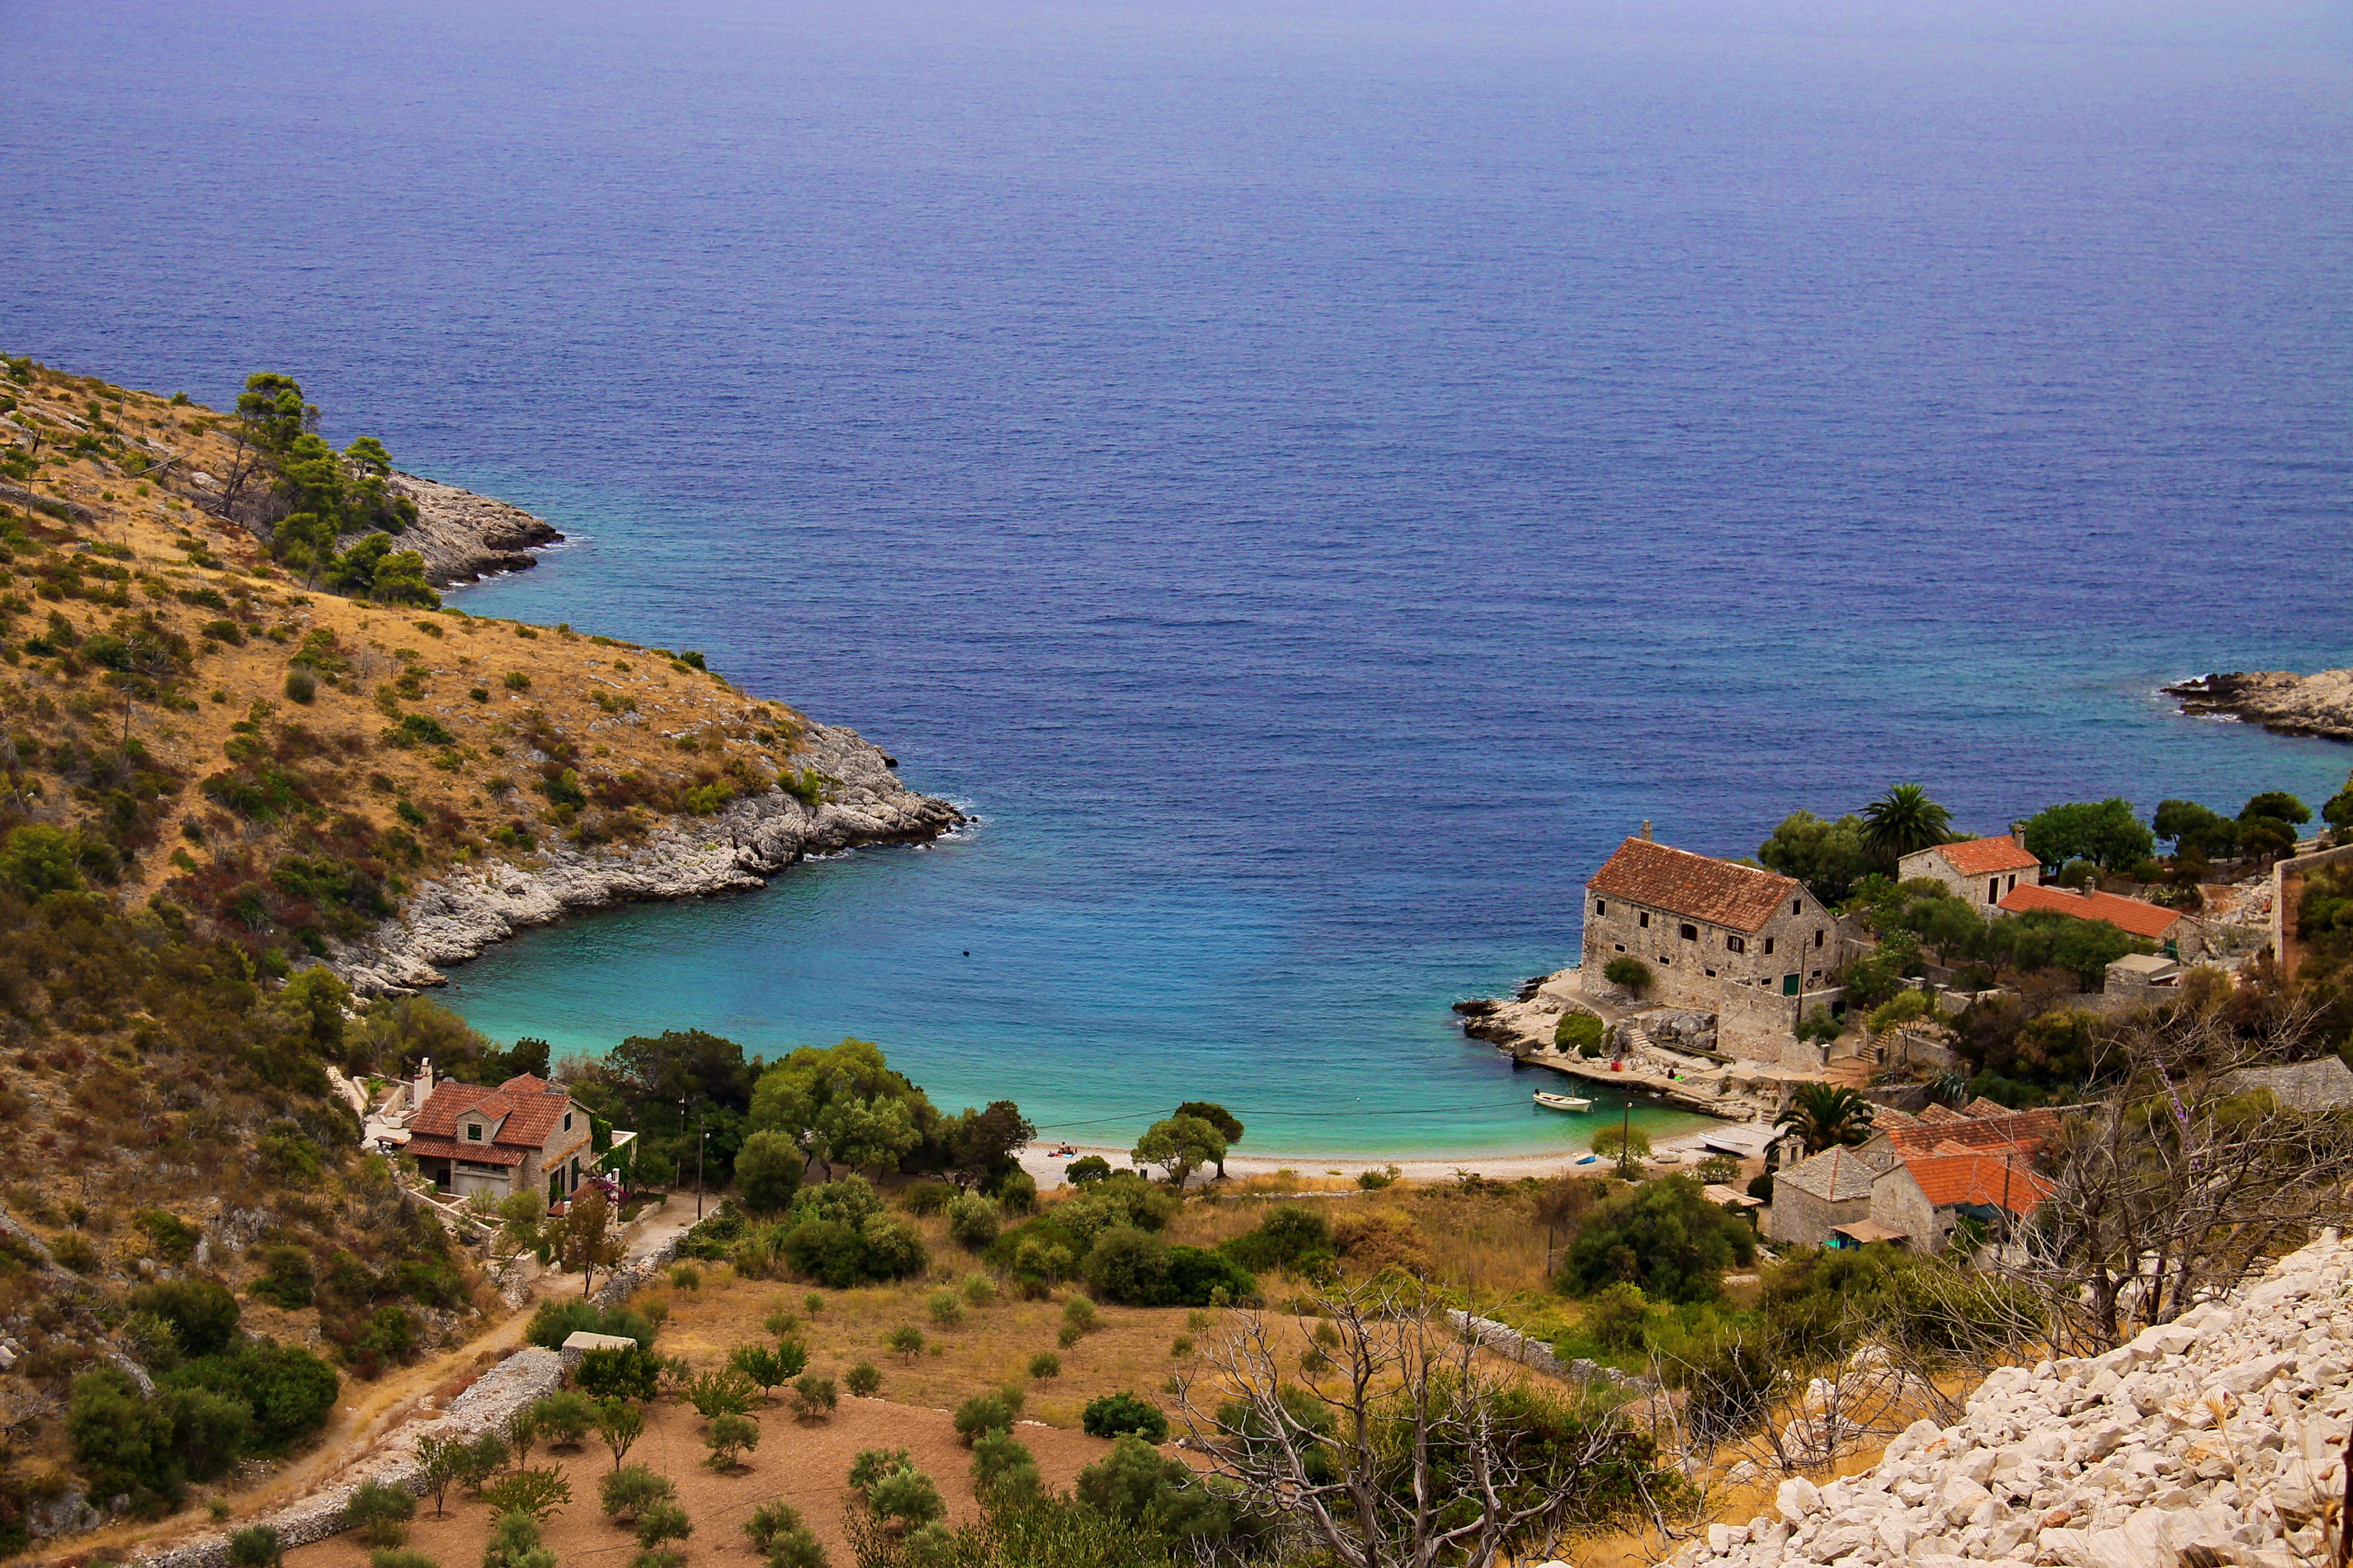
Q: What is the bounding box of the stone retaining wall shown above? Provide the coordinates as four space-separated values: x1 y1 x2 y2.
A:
125 1349 565 1568
1448 1310 1653 1394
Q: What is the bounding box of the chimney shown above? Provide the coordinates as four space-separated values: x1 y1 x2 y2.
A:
1639 820 1653 842
2010 821 2030 845
413 1058 434 1114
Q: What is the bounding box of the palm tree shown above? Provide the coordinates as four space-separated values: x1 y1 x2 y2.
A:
1860 784 1955 866
1775 1083 1876 1155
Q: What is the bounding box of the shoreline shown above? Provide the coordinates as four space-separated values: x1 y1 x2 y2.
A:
1016 1123 1742 1190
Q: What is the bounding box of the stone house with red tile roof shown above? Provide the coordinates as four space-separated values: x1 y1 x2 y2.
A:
406 1071 594 1204
1996 883 2206 960
1766 1138 2052 1251
1582 830 1845 1062
1864 1105 2059 1163
1898 836 2041 909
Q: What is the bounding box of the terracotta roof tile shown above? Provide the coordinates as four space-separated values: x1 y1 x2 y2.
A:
1914 1104 1969 1126
1961 1096 2016 1119
409 1074 574 1155
403 1136 526 1167
1880 1108 2058 1159
1997 884 2185 942
1931 836 2042 876
1902 1153 2052 1217
1587 839 1804 933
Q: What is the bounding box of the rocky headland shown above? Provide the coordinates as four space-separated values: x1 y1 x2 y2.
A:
2167 669 2353 743
332 721 960 993
1660 1232 2353 1568
384 470 566 586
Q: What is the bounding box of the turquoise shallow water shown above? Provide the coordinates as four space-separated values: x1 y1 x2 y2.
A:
5 1 2348 1154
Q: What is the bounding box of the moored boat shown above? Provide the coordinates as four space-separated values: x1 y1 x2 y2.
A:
1532 1090 1594 1113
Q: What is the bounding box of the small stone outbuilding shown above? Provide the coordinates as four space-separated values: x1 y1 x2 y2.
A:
1997 883 2206 960
1897 835 2042 909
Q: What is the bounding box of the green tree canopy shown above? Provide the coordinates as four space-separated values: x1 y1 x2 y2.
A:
1756 811 1874 905
2020 799 2155 872
1172 1101 1244 1176
1132 1114 1226 1188
945 1100 1035 1191
750 1038 936 1179
1559 1177 1756 1304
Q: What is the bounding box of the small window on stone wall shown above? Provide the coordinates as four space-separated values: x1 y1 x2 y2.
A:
1596 899 1606 916
1726 935 1746 954
1814 929 1825 948
1764 936 1775 955
1679 923 1698 941
1639 912 1650 929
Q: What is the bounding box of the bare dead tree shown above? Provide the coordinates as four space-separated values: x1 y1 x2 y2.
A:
1173 1279 1687 1568
1998 996 2353 1354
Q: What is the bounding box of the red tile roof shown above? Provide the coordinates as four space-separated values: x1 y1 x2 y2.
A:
1902 1152 2053 1217
1929 836 2042 876
1997 883 2185 942
409 1073 576 1156
1879 1108 2058 1159
1914 1104 1970 1126
1587 839 1804 933
403 1137 525 1167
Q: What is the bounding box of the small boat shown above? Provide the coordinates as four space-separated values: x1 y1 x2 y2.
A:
1574 1152 1600 1165
1533 1091 1594 1114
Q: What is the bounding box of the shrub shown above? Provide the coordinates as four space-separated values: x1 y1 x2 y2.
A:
670 1264 702 1291
526 1299 655 1353
1602 956 1653 996
683 1368 756 1419
734 1132 804 1215
849 1448 913 1495
844 1361 882 1397
285 669 317 704
1219 1203 1334 1274
482 1511 550 1568
1584 1282 1652 1352
1554 1011 1605 1054
729 1341 804 1398
970 1431 1042 1505
227 1527 283 1568
634 1500 693 1550
1693 1154 1740 1185
593 1399 646 1468
885 1326 924 1361
1075 1435 1219 1533
899 1180 954 1217
1081 1391 1168 1443
480 1467 572 1523
165 1340 340 1448
927 1291 964 1328
133 1278 240 1356
865 1464 945 1530
744 1500 811 1554
577 1344 663 1401
959 1272 997 1307
951 1388 1022 1445
945 1192 1001 1250
767 1526 829 1568
530 1391 593 1448
347 1480 416 1547
1062 1296 1099 1333
69 1366 173 1499
369 1553 434 1568
1356 1164 1399 1190
1057 1323 1082 1349
790 1373 837 1420
1027 1351 1061 1379
599 1464 674 1523
1560 1177 1757 1305
1065 1155 1112 1185
705 1411 760 1469
1747 1171 1774 1203
992 1169 1039 1215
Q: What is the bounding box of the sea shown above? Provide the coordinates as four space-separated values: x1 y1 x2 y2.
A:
4 0 2349 1158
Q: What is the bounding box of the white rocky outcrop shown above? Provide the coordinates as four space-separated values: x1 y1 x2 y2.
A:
331 721 960 992
1660 1233 2353 1568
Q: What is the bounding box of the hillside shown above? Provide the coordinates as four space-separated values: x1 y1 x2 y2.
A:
0 356 958 1553
0 356 956 988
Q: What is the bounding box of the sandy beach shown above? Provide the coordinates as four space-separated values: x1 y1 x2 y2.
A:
1016 1122 1747 1191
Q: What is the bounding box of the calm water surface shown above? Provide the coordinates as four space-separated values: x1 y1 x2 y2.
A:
5 0 2349 1153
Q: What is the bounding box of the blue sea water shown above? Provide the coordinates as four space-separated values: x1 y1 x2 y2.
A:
6 0 2351 1156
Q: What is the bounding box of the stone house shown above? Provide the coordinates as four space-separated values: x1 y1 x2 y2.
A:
1861 1105 2058 1164
1897 836 2041 909
405 1069 594 1204
1767 1140 2051 1252
1582 830 1844 1062
1996 883 2206 960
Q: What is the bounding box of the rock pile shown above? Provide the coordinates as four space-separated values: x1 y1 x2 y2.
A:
1659 1235 2353 1568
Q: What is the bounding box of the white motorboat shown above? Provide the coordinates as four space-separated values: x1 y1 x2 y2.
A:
1532 1091 1594 1113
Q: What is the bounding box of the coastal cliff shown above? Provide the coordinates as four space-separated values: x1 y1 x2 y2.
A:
334 722 960 991
2167 669 2353 742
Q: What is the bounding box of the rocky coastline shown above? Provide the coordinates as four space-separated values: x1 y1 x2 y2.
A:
2166 668 2353 743
330 721 961 994
384 470 567 586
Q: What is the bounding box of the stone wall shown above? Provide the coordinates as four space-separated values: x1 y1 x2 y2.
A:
1763 1182 1864 1249
1446 1311 1652 1395
128 1350 565 1568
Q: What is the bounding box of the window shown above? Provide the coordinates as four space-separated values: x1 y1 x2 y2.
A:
1595 899 1606 916
465 1123 482 1142
1764 936 1775 955
570 1156 582 1184
2007 874 2018 893
1814 929 1824 948
1792 898 1802 916
1782 974 1799 996
1639 912 1650 929
1704 968 1718 978
1679 923 1698 941
1613 943 1625 952
1809 968 1823 982
1988 878 1999 904
1726 935 1746 954
563 1112 573 1132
